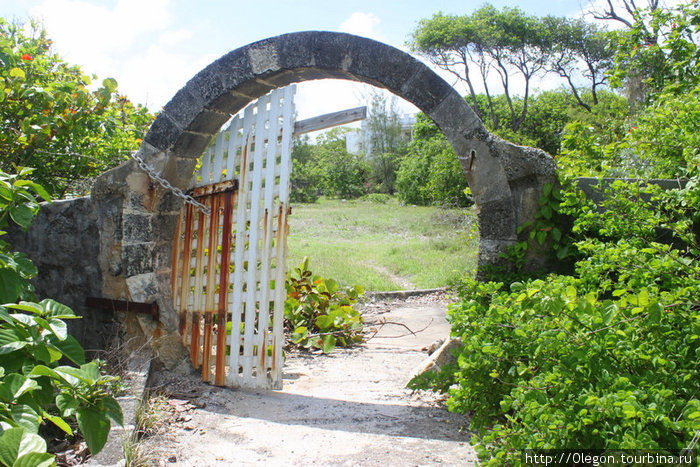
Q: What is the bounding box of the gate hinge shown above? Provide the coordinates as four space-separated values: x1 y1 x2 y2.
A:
85 297 159 321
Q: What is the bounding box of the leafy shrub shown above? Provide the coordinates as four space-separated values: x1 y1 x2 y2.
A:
284 258 364 353
0 300 123 458
0 168 50 303
0 19 153 198
436 178 699 464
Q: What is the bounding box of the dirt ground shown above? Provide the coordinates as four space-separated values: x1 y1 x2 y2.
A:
142 294 478 466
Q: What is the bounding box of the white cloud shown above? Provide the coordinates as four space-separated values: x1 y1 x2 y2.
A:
26 0 208 110
159 29 193 47
339 12 383 41
118 45 218 111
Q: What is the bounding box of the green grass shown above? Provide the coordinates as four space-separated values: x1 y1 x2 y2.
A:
286 197 479 291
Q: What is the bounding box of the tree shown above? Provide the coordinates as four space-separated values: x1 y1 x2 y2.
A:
0 18 153 197
363 89 408 194
411 5 556 132
315 128 369 199
290 136 322 203
395 113 471 207
544 17 616 110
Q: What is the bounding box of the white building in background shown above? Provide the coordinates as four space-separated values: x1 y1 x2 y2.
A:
345 113 416 157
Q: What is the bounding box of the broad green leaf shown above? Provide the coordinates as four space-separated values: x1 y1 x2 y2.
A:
55 393 79 417
102 77 118 92
27 365 60 380
52 366 92 386
10 404 40 433
13 451 56 467
30 345 53 364
0 269 24 304
536 230 547 245
24 183 50 203
601 304 617 326
39 299 76 319
0 341 28 355
638 289 650 306
51 335 85 365
0 427 47 467
76 407 110 454
9 205 34 229
5 303 43 318
9 68 25 79
321 335 336 354
551 227 562 242
648 302 662 323
43 412 73 436
324 278 339 294
315 315 334 330
290 326 308 344
45 319 67 340
101 396 123 426
79 361 101 382
0 374 39 401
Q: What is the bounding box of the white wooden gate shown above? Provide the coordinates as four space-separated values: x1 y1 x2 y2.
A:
171 86 295 390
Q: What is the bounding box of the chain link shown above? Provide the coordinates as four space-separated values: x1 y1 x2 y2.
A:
130 152 211 216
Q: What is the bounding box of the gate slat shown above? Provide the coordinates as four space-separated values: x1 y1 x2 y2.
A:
241 93 269 384
201 194 220 382
215 190 234 386
212 131 226 184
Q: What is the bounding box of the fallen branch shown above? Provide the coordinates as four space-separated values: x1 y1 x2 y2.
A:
365 318 433 341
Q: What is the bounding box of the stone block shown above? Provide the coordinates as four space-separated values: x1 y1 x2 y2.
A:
162 87 207 132
157 191 184 214
495 138 556 182
172 131 212 158
154 213 180 242
427 92 483 147
346 37 424 94
125 272 158 303
399 64 454 115
276 32 316 70
123 214 153 243
206 91 251 116
233 79 275 100
477 197 517 241
144 113 182 152
247 38 281 75
188 109 232 135
123 243 155 277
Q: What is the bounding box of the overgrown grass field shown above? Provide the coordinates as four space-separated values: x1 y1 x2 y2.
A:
285 196 479 291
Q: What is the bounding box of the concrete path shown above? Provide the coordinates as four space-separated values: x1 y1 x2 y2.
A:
144 296 477 466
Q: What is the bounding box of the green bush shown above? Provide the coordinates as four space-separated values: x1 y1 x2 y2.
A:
429 178 699 464
0 300 123 456
0 19 152 198
284 258 364 353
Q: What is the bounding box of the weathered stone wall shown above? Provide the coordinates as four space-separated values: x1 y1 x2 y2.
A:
6 197 118 352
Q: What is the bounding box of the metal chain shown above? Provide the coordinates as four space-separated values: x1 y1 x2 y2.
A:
130 152 211 216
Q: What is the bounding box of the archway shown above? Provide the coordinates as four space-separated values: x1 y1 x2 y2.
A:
91 31 556 365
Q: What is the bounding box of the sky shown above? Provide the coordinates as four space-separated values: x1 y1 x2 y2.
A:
3 0 610 121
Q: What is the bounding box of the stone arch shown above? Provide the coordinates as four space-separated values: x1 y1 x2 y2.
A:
92 31 556 364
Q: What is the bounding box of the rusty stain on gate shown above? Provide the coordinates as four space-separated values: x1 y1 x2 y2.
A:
171 86 295 390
